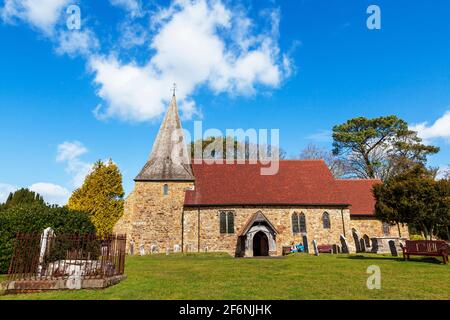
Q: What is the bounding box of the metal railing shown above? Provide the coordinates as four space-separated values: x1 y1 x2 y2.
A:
8 233 126 281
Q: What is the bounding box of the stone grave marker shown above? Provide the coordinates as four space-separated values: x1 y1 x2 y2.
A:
312 239 319 256
129 240 135 255
389 240 398 256
139 244 145 256
340 235 349 254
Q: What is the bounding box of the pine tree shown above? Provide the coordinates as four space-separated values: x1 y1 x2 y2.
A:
67 159 124 236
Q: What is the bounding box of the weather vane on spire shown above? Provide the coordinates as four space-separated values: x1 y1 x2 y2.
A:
172 83 177 96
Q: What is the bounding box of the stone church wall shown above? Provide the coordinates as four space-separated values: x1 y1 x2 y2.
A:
183 206 354 256
114 181 193 254
349 216 409 239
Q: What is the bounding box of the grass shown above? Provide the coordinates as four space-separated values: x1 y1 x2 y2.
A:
1 253 449 300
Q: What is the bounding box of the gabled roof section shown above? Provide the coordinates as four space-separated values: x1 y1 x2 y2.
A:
335 179 381 216
238 211 278 236
184 160 349 206
135 94 195 181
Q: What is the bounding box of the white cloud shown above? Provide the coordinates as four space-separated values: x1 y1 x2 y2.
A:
55 29 99 57
0 183 17 203
29 182 70 206
90 0 290 122
0 182 70 206
57 141 87 161
110 0 142 17
410 110 450 144
117 20 148 49
1 0 70 34
56 141 92 188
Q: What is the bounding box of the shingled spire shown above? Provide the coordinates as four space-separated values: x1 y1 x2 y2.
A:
135 93 195 181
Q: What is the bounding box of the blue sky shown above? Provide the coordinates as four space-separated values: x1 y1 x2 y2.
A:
1 0 450 204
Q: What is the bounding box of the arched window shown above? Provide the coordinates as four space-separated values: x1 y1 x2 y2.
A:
382 222 390 235
163 184 169 196
299 213 307 233
219 211 235 234
227 212 234 234
292 213 299 234
322 212 331 229
292 212 306 233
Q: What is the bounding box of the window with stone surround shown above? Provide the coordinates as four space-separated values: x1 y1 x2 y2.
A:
292 212 306 234
322 212 331 229
163 184 169 196
219 211 234 234
292 213 299 233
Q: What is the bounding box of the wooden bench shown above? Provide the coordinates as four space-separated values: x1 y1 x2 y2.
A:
317 244 333 253
282 246 291 256
401 240 448 264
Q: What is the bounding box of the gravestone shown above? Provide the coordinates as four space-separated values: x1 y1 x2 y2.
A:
360 238 366 252
151 245 158 254
302 235 309 253
332 244 339 254
312 240 319 256
166 247 170 255
174 244 181 253
139 244 145 256
37 227 54 276
66 265 82 290
388 240 398 256
340 235 349 254
129 240 135 255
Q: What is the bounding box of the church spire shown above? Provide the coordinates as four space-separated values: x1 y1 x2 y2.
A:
135 92 195 181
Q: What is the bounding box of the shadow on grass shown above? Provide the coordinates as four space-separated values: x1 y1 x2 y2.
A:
340 254 445 265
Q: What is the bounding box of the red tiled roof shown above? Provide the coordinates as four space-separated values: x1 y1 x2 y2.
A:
335 179 381 216
184 160 350 207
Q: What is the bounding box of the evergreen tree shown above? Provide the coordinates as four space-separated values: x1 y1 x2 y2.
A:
332 116 439 180
67 159 124 236
1 188 46 209
373 165 450 240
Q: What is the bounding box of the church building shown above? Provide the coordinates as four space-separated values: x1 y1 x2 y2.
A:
114 94 408 257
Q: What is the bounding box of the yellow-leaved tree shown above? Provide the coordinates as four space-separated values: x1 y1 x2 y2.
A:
68 159 124 236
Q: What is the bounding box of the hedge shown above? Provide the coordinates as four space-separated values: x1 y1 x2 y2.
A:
0 203 95 274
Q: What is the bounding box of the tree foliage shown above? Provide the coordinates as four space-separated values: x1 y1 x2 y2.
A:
1 188 45 209
190 136 287 161
373 165 450 240
332 116 439 180
298 144 349 178
67 159 124 237
0 203 95 273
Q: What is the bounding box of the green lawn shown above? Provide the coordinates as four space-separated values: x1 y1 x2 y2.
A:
1 253 449 300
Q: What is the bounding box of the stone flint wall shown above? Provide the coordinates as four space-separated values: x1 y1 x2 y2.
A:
183 206 355 256
114 181 193 254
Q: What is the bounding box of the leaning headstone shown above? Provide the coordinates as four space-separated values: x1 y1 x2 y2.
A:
302 235 309 253
388 240 398 256
139 244 145 256
174 244 181 253
312 240 319 256
340 235 349 254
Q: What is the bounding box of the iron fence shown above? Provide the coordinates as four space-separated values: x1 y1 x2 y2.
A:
8 233 126 281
